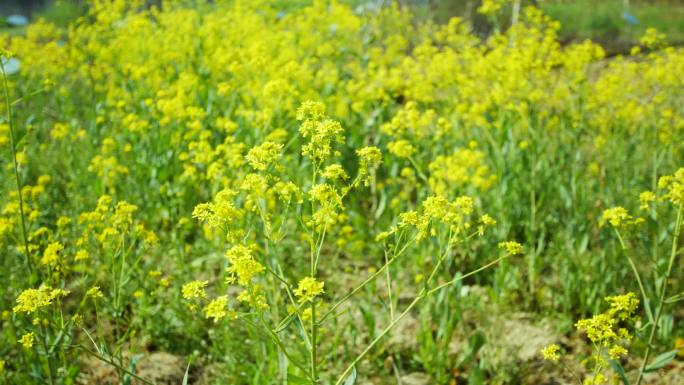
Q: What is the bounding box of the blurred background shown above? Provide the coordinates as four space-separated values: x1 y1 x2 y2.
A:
2 0 684 54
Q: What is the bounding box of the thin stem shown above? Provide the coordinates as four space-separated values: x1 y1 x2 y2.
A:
310 300 317 383
384 248 394 320
313 227 326 273
636 204 682 385
335 241 506 384
253 317 314 381
40 325 56 385
427 254 508 296
319 234 417 323
614 228 652 323
334 293 423 385
309 163 319 384
560 361 583 385
407 155 428 183
425 229 453 285
78 346 156 385
0 58 34 277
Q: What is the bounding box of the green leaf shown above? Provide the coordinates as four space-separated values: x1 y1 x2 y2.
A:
343 367 357 385
182 361 191 385
468 367 484 385
644 349 677 372
609 359 631 385
287 374 311 385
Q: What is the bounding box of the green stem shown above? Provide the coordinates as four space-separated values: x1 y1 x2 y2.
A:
310 300 317 384
0 57 34 278
40 325 56 385
614 228 652 323
427 254 508 296
253 317 313 381
78 346 156 385
319 234 417 323
384 248 394 320
335 247 508 385
635 204 682 385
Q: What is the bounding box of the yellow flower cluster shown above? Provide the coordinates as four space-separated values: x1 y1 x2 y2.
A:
78 195 157 248
658 167 684 206
246 141 283 171
599 207 643 228
14 286 69 314
428 145 496 195
497 241 524 256
389 195 490 241
297 101 344 166
19 332 35 349
541 344 560 363
575 293 638 364
294 277 325 303
225 245 265 287
182 280 208 300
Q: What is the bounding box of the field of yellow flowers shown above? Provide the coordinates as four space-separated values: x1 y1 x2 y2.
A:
1 1 683 384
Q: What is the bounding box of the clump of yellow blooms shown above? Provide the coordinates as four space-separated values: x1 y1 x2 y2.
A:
182 280 208 300
203 296 231 323
225 245 265 287
599 207 643 228
14 286 69 314
297 101 344 166
356 146 383 186
478 0 512 15
321 164 349 181
543 293 639 384
541 344 561 363
19 332 35 349
498 241 524 256
246 141 283 171
658 167 684 206
428 145 497 195
387 139 416 159
40 241 64 267
294 277 325 303
639 191 656 210
85 286 103 299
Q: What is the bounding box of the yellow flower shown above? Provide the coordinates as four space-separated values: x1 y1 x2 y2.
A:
608 345 628 360
159 277 171 288
75 250 89 261
50 122 69 140
498 241 524 255
86 286 103 299
321 164 349 181
387 140 416 158
296 100 325 121
478 0 508 15
356 146 382 185
605 292 639 321
14 286 68 314
639 191 656 210
40 242 64 267
19 332 35 349
599 207 640 228
204 296 229 322
541 344 561 363
225 245 265 286
245 141 282 171
294 277 325 303
640 28 666 49
658 168 684 206
182 280 208 299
